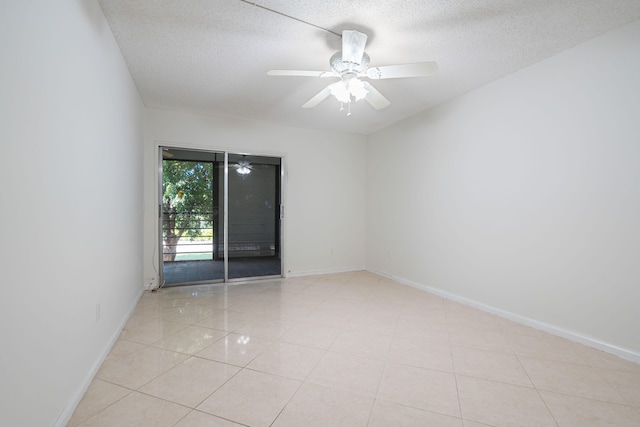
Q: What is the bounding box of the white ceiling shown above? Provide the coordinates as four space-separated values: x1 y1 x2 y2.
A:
98 0 640 135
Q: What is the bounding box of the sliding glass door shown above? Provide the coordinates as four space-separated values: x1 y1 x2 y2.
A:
227 154 282 279
159 147 282 286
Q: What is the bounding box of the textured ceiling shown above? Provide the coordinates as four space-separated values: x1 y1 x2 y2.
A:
99 0 640 135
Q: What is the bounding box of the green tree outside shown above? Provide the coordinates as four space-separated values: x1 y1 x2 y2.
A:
162 160 214 261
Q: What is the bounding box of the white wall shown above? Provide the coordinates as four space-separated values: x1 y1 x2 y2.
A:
0 1 143 425
367 20 640 359
143 108 367 282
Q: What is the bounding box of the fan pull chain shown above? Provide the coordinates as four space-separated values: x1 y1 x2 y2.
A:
338 101 353 116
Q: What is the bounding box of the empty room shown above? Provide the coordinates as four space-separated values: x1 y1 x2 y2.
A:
2 1 640 426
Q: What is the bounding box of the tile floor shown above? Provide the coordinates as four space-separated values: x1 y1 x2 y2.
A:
68 271 640 426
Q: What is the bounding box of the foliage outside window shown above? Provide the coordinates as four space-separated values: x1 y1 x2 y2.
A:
162 160 214 261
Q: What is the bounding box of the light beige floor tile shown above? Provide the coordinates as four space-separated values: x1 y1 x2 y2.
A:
257 303 311 322
456 375 556 426
387 335 454 373
196 332 273 367
504 332 586 364
75 273 640 426
334 283 374 300
344 311 399 335
77 391 189 427
462 421 494 427
224 301 274 316
151 325 227 355
247 342 325 380
131 301 163 319
297 284 340 299
162 305 218 324
312 276 352 288
194 309 251 331
369 399 463 427
67 379 130 426
329 330 393 360
233 319 295 340
272 383 373 427
281 276 318 286
360 296 405 312
197 369 301 427
519 356 626 403
448 326 512 353
402 290 446 309
120 318 189 344
451 346 532 387
190 295 233 310
139 357 240 407
446 308 500 331
306 351 385 397
540 390 640 426
395 317 450 342
174 410 245 426
316 295 364 311
104 339 146 360
268 291 325 308
578 346 640 374
303 307 355 328
377 363 461 418
124 313 153 329
596 367 640 407
398 305 448 323
493 315 543 335
401 298 446 317
346 273 381 286
96 345 189 389
279 322 342 349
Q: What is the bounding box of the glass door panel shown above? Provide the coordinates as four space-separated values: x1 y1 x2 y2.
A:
160 148 224 286
227 154 282 279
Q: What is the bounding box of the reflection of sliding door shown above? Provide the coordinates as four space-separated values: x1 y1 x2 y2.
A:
159 148 282 286
227 154 282 279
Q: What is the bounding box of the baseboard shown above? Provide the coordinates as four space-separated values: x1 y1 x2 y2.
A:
55 287 144 427
368 268 640 365
286 266 365 278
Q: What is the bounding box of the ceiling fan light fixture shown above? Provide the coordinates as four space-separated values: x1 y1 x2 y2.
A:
329 78 369 105
329 81 350 103
349 78 368 101
236 160 251 175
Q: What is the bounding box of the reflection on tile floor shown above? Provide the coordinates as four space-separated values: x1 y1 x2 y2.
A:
68 271 640 426
163 257 281 285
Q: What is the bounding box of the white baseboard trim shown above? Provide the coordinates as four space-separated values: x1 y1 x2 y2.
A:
368 269 640 365
55 287 144 427
286 266 365 278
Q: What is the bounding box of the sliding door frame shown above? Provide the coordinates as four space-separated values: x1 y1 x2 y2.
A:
156 143 286 287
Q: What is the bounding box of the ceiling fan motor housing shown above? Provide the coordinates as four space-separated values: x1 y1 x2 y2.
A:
330 51 370 79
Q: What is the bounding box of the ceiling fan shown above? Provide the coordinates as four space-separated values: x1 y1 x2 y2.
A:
267 30 438 115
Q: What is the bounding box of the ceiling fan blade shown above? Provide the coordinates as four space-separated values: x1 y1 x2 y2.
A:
366 62 438 79
302 86 332 108
362 82 390 110
342 30 367 64
267 70 337 78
